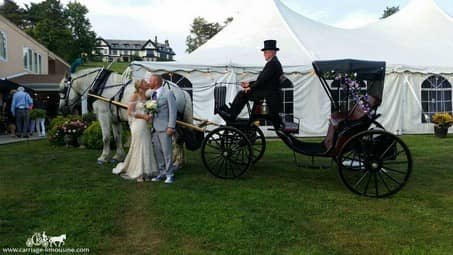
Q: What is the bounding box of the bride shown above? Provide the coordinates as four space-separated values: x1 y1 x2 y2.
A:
112 79 157 182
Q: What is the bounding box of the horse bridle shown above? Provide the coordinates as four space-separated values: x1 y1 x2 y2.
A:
61 68 133 112
61 68 103 109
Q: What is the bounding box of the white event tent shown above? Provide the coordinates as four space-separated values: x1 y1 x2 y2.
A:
129 0 453 136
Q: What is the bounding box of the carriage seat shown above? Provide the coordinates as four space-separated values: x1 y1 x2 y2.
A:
225 118 251 127
279 113 300 134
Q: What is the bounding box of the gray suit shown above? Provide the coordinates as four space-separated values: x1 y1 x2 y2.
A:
152 86 177 178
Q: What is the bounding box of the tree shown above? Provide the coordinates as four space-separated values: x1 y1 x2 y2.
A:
381 6 400 19
185 16 233 53
0 0 26 28
65 1 96 61
24 0 73 61
20 0 96 62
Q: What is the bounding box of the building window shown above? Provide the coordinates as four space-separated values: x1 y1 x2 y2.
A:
38 54 42 74
103 49 108 55
28 48 33 70
112 50 118 55
23 48 41 74
0 31 7 61
33 52 38 73
23 48 30 71
421 75 452 123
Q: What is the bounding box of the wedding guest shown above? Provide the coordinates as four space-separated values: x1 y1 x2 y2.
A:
11 87 33 138
34 98 47 137
5 90 16 137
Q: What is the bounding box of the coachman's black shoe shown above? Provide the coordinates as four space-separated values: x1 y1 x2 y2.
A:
217 108 235 122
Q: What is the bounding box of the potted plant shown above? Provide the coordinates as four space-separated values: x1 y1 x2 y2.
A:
29 109 46 120
432 112 453 138
61 120 88 146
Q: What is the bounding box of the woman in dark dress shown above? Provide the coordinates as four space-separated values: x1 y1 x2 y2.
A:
5 90 16 137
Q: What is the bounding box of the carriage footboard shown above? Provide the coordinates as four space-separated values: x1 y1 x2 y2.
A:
276 130 328 157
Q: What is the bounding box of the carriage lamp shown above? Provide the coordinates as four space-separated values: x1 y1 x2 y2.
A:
261 99 269 115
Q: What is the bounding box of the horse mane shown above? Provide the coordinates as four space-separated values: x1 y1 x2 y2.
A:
72 67 103 79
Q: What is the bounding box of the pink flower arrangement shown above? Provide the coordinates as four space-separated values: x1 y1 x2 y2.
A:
61 120 88 138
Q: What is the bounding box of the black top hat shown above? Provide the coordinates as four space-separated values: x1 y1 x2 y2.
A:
261 40 279 51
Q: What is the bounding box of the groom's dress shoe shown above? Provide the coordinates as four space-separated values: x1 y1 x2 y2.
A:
151 175 166 182
164 176 174 184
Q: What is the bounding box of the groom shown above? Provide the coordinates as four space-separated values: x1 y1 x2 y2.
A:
148 74 178 184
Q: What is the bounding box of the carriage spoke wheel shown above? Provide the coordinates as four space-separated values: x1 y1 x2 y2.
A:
337 130 412 198
201 126 253 179
240 124 266 164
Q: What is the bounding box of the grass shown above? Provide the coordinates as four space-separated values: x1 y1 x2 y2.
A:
1 135 453 254
77 61 130 74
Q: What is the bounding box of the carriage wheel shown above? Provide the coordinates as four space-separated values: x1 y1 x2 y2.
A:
242 124 266 164
337 130 412 198
201 126 253 179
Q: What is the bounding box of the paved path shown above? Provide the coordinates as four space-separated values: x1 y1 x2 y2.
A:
0 135 46 145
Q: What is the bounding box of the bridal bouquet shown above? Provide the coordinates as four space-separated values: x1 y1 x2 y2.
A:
144 99 158 115
144 99 158 128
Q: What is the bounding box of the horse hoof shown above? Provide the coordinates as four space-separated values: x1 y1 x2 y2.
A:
97 160 105 165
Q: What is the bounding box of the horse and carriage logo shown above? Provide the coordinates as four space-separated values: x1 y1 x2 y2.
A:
25 232 67 248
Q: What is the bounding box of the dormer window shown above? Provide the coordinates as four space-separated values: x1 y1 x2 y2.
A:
0 31 7 61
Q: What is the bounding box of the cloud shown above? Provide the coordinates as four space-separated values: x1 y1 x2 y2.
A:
333 11 378 29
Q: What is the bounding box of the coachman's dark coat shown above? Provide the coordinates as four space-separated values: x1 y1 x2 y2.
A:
230 56 283 116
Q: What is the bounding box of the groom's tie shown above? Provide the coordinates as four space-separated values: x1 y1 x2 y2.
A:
152 91 157 100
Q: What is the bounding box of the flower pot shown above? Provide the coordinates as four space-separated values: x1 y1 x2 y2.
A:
434 126 449 138
64 135 79 146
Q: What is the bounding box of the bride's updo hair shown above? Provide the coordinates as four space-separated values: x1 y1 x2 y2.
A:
134 79 145 94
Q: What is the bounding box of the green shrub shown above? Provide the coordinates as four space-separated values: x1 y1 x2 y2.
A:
29 109 46 120
48 125 65 145
81 121 104 149
82 112 97 124
81 121 131 150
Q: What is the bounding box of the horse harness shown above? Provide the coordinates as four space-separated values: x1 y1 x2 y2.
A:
63 68 132 121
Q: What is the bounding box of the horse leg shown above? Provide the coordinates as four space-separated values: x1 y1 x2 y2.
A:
97 111 112 164
111 121 125 163
172 91 193 169
172 136 185 169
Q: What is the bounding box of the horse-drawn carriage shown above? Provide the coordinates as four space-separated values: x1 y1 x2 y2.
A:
194 59 412 198
60 59 411 197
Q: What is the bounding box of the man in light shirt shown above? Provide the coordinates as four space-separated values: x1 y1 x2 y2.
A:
11 87 33 138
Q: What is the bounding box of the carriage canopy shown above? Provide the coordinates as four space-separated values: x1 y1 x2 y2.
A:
312 59 386 111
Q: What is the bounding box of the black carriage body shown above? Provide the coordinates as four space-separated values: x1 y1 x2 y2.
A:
202 59 411 197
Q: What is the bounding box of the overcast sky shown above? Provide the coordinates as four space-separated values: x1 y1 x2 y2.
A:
10 0 453 59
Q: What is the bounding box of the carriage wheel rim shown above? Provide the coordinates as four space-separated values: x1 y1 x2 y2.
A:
201 126 253 179
338 130 412 198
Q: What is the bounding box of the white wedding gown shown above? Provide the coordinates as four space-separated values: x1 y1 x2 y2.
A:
112 100 157 179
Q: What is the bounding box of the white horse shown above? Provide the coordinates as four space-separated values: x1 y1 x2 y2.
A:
49 234 66 247
59 68 193 166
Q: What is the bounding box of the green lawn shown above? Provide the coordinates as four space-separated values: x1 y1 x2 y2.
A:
77 61 130 74
1 135 452 255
